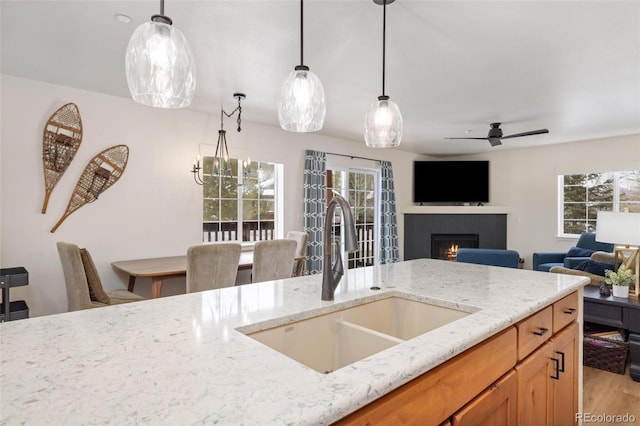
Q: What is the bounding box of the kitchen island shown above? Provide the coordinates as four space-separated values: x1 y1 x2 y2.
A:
0 259 588 425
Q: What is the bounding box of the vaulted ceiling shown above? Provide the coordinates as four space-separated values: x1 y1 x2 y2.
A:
2 1 639 156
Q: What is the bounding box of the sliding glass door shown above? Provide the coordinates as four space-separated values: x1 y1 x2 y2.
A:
326 168 378 269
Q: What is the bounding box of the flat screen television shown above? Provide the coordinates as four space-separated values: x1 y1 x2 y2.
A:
413 161 489 204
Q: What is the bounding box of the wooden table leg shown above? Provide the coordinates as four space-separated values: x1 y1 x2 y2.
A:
151 277 163 299
127 275 137 292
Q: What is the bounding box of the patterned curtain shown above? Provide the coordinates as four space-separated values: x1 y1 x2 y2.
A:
380 160 399 264
303 150 327 274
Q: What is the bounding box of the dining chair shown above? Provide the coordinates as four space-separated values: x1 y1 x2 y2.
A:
286 231 309 277
251 239 297 283
186 243 242 293
56 241 145 311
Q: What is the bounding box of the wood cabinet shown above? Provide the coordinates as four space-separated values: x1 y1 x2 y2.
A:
515 322 578 426
334 292 580 426
551 322 579 426
335 328 517 426
451 370 517 426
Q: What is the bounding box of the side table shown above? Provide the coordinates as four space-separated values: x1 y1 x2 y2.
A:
583 285 640 381
0 267 29 321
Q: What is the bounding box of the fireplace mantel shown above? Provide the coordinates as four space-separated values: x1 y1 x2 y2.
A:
402 205 511 215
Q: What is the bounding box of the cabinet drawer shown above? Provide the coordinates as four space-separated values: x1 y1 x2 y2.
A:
553 292 579 333
584 303 623 327
517 306 553 361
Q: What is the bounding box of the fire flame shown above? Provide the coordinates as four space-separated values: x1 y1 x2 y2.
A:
447 244 459 259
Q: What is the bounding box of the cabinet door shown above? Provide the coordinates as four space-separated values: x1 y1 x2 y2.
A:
452 370 516 426
516 342 553 426
551 322 579 426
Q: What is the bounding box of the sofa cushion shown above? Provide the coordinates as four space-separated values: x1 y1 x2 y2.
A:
566 246 595 258
79 248 110 304
573 260 615 277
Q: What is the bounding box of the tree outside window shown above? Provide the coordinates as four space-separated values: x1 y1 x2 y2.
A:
203 158 279 242
560 170 640 235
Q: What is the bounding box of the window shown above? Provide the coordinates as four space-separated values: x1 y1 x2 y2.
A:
202 158 282 243
326 168 378 269
559 170 640 235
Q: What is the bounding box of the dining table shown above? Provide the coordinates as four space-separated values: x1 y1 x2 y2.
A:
112 251 303 298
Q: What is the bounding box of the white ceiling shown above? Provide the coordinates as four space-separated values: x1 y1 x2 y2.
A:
2 0 639 156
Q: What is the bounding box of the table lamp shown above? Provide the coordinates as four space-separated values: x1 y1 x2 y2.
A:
596 211 640 298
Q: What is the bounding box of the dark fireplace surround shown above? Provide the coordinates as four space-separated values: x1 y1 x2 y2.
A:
404 213 507 260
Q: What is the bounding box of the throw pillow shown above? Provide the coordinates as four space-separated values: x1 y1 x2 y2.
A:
79 248 110 304
566 246 595 258
573 260 615 277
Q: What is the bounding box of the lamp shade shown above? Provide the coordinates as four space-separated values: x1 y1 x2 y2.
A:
596 211 640 246
125 21 196 109
277 67 326 132
364 96 403 148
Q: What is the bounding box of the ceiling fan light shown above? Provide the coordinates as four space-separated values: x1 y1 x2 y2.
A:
125 20 196 109
277 67 326 132
364 97 403 148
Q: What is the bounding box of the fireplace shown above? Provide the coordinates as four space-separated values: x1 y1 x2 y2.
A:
431 234 479 260
404 212 507 260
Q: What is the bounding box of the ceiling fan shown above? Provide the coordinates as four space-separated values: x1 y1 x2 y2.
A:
446 122 549 147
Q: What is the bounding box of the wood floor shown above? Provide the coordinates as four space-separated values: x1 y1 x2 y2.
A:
583 366 640 424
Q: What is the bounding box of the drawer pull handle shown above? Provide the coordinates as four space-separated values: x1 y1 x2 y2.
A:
533 327 549 336
556 351 565 373
563 308 576 315
550 357 560 380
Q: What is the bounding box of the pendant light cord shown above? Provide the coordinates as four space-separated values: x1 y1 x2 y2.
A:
300 0 304 66
160 0 164 16
382 0 386 97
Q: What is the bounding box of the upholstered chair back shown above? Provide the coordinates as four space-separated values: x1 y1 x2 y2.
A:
456 248 521 269
57 241 145 311
286 231 309 277
57 241 94 311
186 243 242 293
252 240 297 283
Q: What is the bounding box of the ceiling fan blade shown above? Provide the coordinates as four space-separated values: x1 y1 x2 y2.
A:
501 129 549 139
488 138 502 147
445 137 489 140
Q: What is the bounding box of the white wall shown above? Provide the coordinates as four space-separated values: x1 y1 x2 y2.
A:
0 75 426 317
461 134 640 269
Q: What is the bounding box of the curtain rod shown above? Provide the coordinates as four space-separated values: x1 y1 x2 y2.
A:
325 152 381 163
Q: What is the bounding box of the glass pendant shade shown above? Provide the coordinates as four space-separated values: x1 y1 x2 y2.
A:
364 96 403 148
125 21 196 109
278 66 326 132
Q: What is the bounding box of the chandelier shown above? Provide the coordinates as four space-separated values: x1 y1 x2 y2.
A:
192 93 245 185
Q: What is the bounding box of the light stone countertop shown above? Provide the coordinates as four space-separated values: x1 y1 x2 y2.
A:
0 259 588 425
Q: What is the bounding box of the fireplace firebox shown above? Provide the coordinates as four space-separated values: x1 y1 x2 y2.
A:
431 234 479 260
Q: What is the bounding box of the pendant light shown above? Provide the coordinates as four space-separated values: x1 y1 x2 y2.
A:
277 0 326 132
125 0 196 108
364 0 403 148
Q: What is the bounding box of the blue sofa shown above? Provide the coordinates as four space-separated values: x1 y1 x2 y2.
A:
532 232 614 272
456 248 521 268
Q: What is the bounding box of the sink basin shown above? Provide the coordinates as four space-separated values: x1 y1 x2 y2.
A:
244 296 470 374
